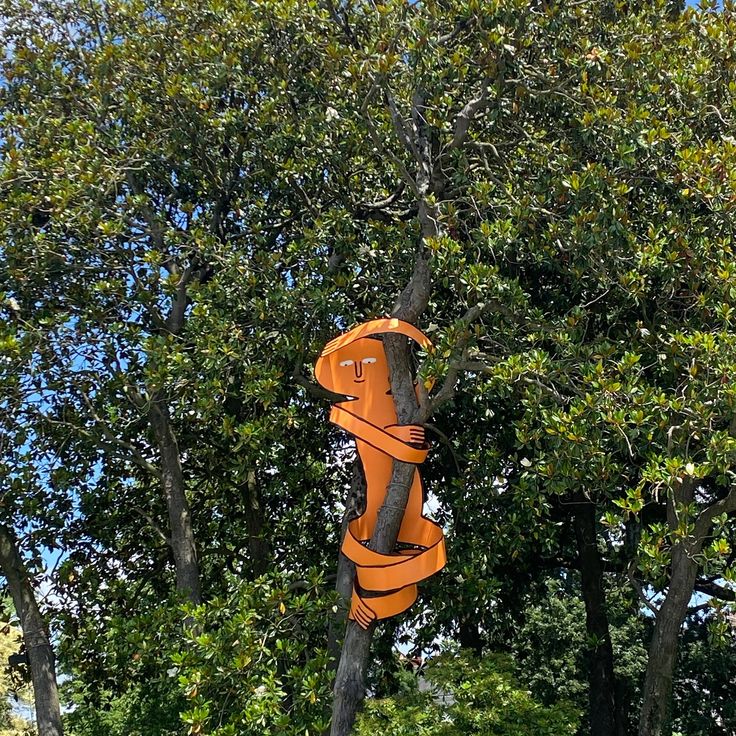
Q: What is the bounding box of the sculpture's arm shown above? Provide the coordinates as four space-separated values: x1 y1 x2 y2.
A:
383 424 425 447
329 406 428 464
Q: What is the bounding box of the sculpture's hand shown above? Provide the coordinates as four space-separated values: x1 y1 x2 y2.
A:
384 424 426 447
350 594 377 630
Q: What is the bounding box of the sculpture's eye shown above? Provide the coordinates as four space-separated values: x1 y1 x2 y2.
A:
362 357 377 364
339 359 354 367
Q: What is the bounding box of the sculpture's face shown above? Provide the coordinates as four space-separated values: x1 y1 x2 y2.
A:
315 337 389 403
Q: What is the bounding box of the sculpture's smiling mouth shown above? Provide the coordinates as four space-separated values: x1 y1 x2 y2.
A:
353 379 365 384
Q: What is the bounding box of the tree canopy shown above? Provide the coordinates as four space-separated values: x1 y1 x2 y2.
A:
1 1 736 735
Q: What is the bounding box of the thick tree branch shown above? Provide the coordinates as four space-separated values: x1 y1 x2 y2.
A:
383 86 423 165
628 560 661 616
125 168 201 336
165 259 197 335
694 484 736 539
292 369 351 404
392 256 431 324
124 169 167 253
429 301 506 411
363 112 421 197
693 579 736 601
449 77 493 150
0 525 63 736
435 17 471 46
357 182 405 211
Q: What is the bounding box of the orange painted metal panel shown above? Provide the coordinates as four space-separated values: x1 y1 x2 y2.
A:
316 319 447 628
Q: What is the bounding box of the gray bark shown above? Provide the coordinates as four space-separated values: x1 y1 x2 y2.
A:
148 398 202 605
127 170 204 605
328 460 366 668
0 525 63 736
638 542 699 736
636 478 736 736
329 466 419 735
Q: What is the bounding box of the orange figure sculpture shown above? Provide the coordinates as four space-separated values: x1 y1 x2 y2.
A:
315 318 447 629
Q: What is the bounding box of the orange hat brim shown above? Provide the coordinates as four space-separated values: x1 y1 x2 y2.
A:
320 318 431 357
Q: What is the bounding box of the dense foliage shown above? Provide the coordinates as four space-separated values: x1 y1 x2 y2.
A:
2 0 736 735
355 652 581 736
0 604 34 736
175 573 335 736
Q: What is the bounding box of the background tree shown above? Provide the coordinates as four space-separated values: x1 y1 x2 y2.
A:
0 599 36 736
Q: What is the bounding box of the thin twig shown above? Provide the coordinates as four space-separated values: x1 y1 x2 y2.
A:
132 508 171 546
628 560 660 616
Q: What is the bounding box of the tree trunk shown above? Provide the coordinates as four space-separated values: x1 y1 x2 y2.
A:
638 542 699 736
148 398 202 605
573 500 621 736
328 459 366 668
329 257 432 736
244 468 270 578
635 478 736 735
0 525 63 736
330 464 416 736
329 75 440 734
328 545 355 668
458 616 483 655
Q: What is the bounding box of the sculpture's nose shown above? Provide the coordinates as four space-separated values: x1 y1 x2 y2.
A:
354 361 363 379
